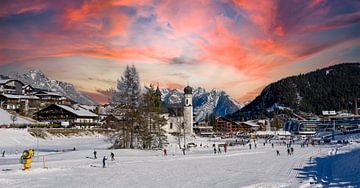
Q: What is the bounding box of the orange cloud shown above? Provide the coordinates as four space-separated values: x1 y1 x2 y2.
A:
238 86 265 103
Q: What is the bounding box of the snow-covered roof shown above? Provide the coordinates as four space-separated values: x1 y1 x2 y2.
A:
0 108 37 125
1 94 39 100
35 91 63 97
79 105 97 111
56 104 98 117
255 131 291 136
0 79 25 85
241 121 260 127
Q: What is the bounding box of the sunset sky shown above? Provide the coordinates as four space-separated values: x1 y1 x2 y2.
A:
0 0 359 104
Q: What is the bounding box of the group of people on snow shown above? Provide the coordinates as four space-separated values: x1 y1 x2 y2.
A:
92 150 116 168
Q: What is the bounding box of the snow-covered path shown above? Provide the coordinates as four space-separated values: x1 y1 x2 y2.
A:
1 143 328 188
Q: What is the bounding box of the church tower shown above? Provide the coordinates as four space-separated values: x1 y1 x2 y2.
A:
183 85 193 134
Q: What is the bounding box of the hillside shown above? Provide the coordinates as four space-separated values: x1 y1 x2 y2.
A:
230 63 360 118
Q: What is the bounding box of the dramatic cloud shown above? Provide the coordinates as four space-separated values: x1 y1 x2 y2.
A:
0 0 359 103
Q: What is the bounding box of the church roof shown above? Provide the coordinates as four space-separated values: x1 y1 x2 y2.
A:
184 85 192 94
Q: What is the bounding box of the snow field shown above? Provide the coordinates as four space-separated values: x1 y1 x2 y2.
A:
0 129 359 188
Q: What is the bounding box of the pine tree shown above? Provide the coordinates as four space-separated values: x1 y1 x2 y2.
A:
110 65 141 149
138 84 167 149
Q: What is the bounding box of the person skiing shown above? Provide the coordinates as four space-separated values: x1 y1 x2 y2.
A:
276 150 280 156
224 143 227 153
182 148 186 155
102 156 107 168
163 148 167 156
263 142 266 147
249 143 252 150
218 147 221 154
110 152 115 160
271 143 274 148
214 147 217 154
290 147 294 155
254 143 257 149
93 150 97 159
2 150 5 157
287 148 290 155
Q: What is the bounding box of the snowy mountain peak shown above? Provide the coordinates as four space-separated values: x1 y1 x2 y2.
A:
160 87 243 122
8 69 97 105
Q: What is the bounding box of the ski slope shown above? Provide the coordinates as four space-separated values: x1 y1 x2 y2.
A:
0 129 359 188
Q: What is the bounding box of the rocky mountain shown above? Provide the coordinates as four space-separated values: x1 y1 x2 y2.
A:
229 63 360 119
8 69 97 105
161 87 243 122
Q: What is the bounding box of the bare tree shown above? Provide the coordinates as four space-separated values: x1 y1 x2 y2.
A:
10 114 17 126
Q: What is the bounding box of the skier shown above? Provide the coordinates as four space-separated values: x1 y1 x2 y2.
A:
163 148 167 156
290 147 294 155
93 150 97 159
249 143 252 150
254 143 257 149
263 142 265 147
224 143 227 153
218 147 221 154
271 143 274 148
73 147 76 151
276 150 280 156
182 148 186 155
102 156 107 168
214 147 217 154
2 150 5 157
110 152 115 160
287 148 290 155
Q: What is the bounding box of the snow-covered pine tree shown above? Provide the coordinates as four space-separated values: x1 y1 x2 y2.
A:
110 65 141 149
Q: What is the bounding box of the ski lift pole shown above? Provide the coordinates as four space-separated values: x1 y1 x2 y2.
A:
43 155 48 169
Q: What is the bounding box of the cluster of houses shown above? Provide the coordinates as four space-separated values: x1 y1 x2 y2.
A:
0 78 276 137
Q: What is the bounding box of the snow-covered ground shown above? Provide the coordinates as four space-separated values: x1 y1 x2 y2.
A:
0 129 359 188
0 108 37 125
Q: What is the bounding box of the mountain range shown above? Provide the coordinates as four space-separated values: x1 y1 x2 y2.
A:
7 69 97 105
2 69 242 119
161 87 243 122
229 63 360 119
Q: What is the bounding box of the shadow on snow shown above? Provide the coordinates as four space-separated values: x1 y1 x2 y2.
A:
294 148 360 187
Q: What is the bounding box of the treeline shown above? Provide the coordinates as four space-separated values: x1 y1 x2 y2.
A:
231 63 360 119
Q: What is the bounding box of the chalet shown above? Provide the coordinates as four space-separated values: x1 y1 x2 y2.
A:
101 114 124 129
214 117 260 135
215 117 241 135
34 91 68 104
34 104 99 128
0 79 24 94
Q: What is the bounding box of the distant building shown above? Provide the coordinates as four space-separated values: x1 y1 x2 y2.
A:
284 117 360 135
193 121 214 137
0 79 24 94
214 117 243 135
162 85 194 135
0 78 69 114
101 114 124 129
34 104 99 128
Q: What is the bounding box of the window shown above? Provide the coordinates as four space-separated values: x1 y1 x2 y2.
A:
170 123 173 129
